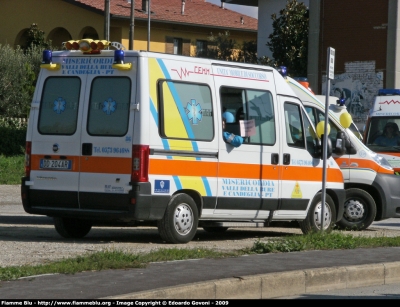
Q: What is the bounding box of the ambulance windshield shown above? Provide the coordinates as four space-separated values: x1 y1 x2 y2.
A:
366 117 400 151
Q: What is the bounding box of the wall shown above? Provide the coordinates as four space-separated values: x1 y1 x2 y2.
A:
322 61 384 128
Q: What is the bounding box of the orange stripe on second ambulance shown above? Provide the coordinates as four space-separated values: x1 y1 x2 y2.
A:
335 157 394 175
150 158 343 183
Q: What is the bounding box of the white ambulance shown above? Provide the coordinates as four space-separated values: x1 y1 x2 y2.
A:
21 39 345 243
363 89 400 173
287 77 400 230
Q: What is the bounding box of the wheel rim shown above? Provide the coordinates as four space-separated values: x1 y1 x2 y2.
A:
343 199 365 222
313 202 332 230
174 203 194 236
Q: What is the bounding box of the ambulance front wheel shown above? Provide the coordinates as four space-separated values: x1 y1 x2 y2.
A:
157 193 199 244
54 217 92 239
336 188 376 231
299 193 336 234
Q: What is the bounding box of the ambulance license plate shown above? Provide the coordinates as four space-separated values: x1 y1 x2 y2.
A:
40 159 72 170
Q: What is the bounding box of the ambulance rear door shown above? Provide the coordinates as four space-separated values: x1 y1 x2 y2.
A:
29 58 83 208
78 55 138 210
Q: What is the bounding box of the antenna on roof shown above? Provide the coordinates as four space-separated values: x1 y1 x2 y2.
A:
182 0 186 15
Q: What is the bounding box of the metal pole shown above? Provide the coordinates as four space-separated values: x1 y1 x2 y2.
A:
104 0 110 41
321 47 335 232
129 0 135 50
147 0 151 51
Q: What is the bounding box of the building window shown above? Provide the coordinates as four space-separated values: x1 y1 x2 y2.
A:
196 40 208 57
173 38 182 55
166 36 191 56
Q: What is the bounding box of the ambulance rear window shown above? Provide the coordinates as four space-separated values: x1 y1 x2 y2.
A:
38 77 81 135
87 77 131 136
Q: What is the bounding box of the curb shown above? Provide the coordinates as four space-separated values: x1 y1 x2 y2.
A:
104 261 400 299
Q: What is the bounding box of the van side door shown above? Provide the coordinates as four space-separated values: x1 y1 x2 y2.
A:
277 96 325 217
212 65 281 219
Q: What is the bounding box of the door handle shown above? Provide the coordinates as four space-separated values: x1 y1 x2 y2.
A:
82 143 92 156
271 153 279 165
283 153 290 165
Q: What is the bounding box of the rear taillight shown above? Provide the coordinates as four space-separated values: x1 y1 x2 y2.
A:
25 141 32 177
131 145 150 182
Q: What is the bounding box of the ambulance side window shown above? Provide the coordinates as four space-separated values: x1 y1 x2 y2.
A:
38 77 81 135
159 81 214 141
284 103 305 148
87 77 131 136
302 109 319 156
220 87 275 145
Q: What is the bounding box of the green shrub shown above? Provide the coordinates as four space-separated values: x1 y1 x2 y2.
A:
0 44 43 118
0 117 27 156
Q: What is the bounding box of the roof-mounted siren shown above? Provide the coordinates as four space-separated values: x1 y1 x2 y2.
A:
64 39 111 54
40 50 61 71
277 66 288 78
378 89 400 96
112 50 132 70
293 77 314 94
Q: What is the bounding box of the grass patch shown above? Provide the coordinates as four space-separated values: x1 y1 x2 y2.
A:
0 154 24 184
249 231 400 253
2 232 400 281
0 248 237 281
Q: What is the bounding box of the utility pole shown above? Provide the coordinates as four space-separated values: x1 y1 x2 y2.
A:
147 0 151 51
104 0 110 41
129 0 135 50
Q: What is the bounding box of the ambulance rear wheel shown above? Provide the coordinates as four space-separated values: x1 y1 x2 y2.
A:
157 193 199 244
299 193 336 234
54 217 92 239
336 188 376 231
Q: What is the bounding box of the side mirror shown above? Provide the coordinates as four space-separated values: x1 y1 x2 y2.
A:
335 131 346 155
313 135 333 160
345 138 357 154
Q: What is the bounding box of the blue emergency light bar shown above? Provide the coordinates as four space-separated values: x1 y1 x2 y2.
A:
378 89 400 96
40 50 60 70
337 98 346 106
42 50 52 64
114 50 125 64
277 66 288 78
112 49 132 70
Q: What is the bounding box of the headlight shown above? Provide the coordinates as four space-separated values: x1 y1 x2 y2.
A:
372 153 393 171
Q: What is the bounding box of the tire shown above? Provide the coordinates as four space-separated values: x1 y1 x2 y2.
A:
299 192 337 234
157 193 199 244
54 217 92 239
336 188 376 231
202 226 229 233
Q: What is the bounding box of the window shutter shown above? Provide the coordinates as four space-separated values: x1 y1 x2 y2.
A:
182 39 191 56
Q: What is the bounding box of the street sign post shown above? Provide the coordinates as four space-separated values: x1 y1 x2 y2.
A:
321 47 335 232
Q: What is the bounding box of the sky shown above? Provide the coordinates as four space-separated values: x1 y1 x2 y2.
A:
206 0 258 19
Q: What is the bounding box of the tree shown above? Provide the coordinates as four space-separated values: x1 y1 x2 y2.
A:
267 0 309 77
23 23 52 51
203 31 238 61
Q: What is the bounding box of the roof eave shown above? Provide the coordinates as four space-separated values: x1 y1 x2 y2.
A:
112 15 257 33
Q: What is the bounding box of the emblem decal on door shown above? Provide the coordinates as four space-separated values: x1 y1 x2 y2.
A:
103 98 116 115
53 97 66 114
154 180 170 193
186 99 202 125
